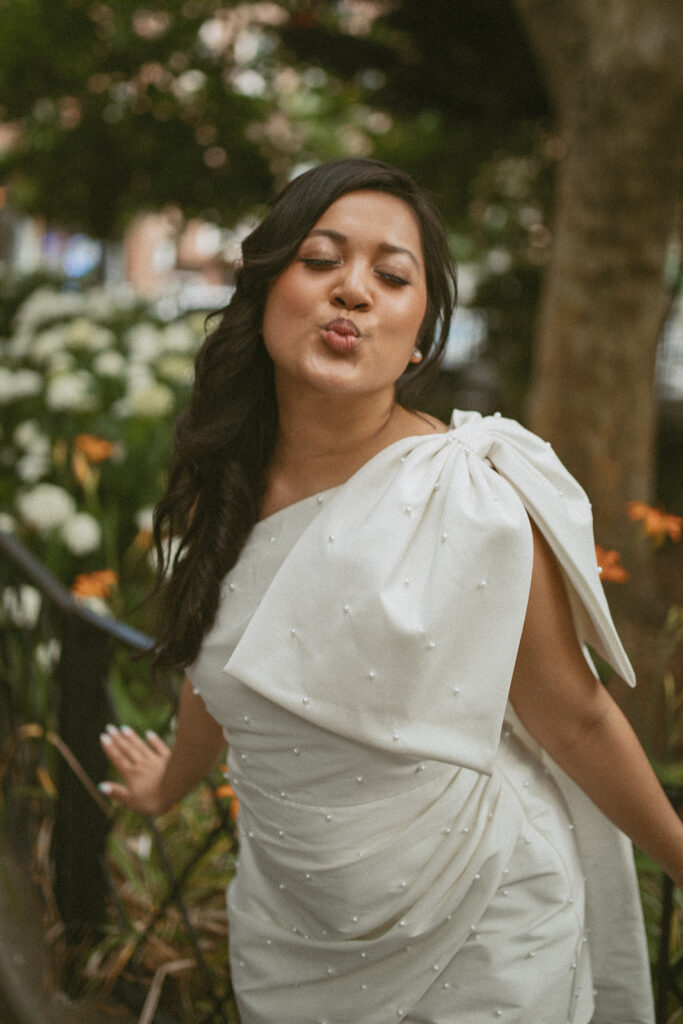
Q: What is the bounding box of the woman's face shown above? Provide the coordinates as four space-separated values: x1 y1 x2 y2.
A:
262 190 428 402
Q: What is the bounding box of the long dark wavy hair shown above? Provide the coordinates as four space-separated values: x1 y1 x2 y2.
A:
152 158 458 670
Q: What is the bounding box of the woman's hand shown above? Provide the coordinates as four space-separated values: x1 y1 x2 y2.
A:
99 725 173 816
98 677 226 817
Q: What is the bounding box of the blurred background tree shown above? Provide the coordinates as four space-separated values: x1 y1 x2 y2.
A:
512 0 683 554
0 0 284 238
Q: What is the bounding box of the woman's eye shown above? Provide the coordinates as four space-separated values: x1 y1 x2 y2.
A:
300 258 339 268
379 271 410 286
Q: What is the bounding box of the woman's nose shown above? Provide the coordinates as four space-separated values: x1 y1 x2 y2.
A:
330 265 371 311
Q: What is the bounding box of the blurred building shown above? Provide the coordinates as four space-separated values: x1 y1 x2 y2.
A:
0 204 236 319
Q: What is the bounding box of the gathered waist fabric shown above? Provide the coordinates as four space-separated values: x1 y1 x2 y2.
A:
227 723 593 1024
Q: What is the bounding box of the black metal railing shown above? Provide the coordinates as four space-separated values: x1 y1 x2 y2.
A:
0 530 237 1023
0 528 681 1022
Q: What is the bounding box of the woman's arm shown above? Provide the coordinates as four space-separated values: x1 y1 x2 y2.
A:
99 676 225 815
509 522 683 885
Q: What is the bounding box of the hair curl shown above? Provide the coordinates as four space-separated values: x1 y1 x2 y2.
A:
152 158 457 670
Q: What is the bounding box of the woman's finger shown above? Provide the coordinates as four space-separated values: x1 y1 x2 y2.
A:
97 780 130 804
119 724 161 760
101 724 166 767
100 725 139 768
144 729 171 757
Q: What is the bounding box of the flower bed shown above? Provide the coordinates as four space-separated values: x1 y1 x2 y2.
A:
0 282 207 702
0 278 243 1019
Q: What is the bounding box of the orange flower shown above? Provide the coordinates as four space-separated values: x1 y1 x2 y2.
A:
215 782 240 819
71 569 119 599
73 434 119 463
595 546 629 584
627 501 683 546
71 449 97 489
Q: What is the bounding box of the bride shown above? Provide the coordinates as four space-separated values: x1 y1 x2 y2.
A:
99 157 682 1023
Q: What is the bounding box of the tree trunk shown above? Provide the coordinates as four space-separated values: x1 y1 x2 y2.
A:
511 0 683 554
510 1 683 747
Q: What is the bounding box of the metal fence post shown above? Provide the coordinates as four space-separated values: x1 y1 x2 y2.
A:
52 613 112 944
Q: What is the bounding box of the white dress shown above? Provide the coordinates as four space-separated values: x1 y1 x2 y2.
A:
187 411 654 1024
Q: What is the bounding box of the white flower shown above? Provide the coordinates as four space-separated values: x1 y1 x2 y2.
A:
126 323 165 363
35 638 61 672
156 354 194 385
83 285 136 320
0 512 16 533
16 451 51 483
93 349 126 377
0 367 42 403
17 483 77 532
2 584 42 628
125 363 155 392
32 326 68 363
65 318 115 351
47 352 76 374
148 534 183 575
12 422 51 483
125 381 175 417
14 288 82 333
63 317 98 349
7 329 33 360
13 419 49 452
125 832 153 859
136 506 155 531
485 247 513 275
162 320 201 352
61 512 102 555
46 370 97 411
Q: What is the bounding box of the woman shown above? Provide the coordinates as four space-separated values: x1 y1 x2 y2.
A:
100 159 683 1024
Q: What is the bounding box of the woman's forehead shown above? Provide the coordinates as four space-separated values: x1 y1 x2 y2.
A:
308 190 423 255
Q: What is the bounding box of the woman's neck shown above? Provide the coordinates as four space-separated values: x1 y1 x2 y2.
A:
259 390 444 519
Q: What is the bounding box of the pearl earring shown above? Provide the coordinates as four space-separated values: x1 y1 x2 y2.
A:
411 347 423 363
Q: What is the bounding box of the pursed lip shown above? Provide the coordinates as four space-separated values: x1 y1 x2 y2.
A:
323 316 360 337
321 316 362 355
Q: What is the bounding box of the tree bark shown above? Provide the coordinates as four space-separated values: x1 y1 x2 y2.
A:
511 0 683 553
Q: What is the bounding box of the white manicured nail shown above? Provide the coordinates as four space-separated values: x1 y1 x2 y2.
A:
98 782 114 794
100 732 112 745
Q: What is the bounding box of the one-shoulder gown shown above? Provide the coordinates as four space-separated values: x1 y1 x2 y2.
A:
187 411 654 1024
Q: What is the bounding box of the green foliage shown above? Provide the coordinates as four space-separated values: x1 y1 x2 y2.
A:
0 2 279 235
82 780 240 1019
279 0 551 227
0 0 554 241
636 847 683 1014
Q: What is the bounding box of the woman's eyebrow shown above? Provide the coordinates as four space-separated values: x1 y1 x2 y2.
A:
306 228 420 271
